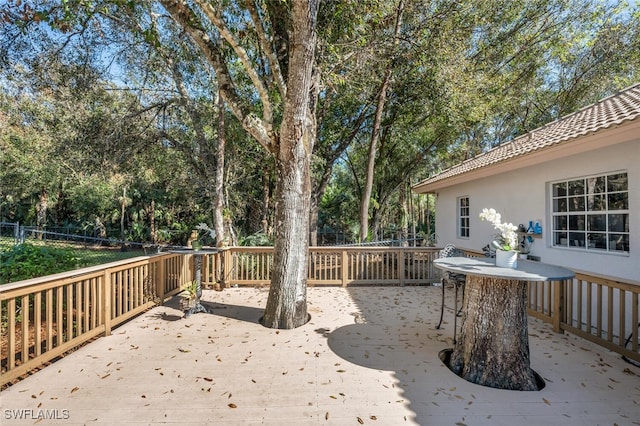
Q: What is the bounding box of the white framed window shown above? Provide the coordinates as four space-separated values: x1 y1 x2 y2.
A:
551 171 629 253
458 196 470 238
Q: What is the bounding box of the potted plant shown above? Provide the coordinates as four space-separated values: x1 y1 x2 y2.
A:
178 280 198 310
194 222 216 250
479 208 519 268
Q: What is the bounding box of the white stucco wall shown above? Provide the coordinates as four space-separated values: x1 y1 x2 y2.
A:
433 139 639 282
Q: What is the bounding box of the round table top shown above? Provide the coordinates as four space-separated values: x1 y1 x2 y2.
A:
169 248 219 255
433 257 575 282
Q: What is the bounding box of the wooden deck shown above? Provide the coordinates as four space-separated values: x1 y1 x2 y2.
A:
1 286 639 425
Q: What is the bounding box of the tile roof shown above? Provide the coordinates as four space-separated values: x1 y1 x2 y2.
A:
414 83 640 189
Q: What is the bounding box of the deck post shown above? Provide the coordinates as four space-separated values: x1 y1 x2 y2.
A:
341 249 349 287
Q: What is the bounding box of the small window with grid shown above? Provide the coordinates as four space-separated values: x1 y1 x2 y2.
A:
458 196 470 238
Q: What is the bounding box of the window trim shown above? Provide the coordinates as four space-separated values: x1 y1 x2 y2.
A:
457 196 470 239
550 171 629 254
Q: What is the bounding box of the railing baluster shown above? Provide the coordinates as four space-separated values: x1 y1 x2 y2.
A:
8 298 16 370
607 287 614 342
21 295 29 366
618 289 625 347
35 291 42 357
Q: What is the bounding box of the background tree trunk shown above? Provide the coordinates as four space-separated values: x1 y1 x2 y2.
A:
449 275 539 391
358 0 404 243
214 91 226 247
36 188 47 236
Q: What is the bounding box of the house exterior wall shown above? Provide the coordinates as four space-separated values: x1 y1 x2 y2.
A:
433 139 639 282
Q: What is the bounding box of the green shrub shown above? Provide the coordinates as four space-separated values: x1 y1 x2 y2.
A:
0 243 82 284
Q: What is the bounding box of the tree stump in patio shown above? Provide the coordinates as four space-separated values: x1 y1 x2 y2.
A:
448 275 541 391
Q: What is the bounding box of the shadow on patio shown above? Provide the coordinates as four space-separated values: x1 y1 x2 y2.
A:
1 286 638 425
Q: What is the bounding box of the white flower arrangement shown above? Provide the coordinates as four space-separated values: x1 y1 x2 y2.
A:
479 208 518 251
196 223 217 242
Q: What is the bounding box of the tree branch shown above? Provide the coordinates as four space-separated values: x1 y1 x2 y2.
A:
195 0 274 130
158 0 274 152
246 0 287 98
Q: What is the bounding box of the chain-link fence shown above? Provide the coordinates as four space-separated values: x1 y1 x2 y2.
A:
0 222 163 284
1 223 158 252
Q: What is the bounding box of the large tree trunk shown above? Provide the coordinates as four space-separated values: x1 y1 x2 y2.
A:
449 275 539 391
261 0 318 329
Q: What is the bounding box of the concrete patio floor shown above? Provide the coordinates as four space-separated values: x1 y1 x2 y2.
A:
1 286 639 425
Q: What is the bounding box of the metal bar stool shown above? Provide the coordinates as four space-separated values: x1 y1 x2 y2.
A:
435 244 466 343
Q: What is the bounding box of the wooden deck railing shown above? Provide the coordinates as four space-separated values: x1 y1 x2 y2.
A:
0 252 192 387
216 246 441 287
2 246 638 387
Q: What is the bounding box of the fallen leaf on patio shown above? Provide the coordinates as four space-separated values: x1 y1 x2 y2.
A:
337 369 346 373
71 387 79 393
178 348 190 353
329 395 337 399
370 415 377 420
357 417 364 424
101 374 110 379
31 394 37 399
228 403 237 408
141 395 146 398
339 393 345 396
543 398 550 405
325 412 329 420
203 377 213 382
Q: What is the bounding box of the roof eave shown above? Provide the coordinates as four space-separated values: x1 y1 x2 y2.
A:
412 118 640 194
